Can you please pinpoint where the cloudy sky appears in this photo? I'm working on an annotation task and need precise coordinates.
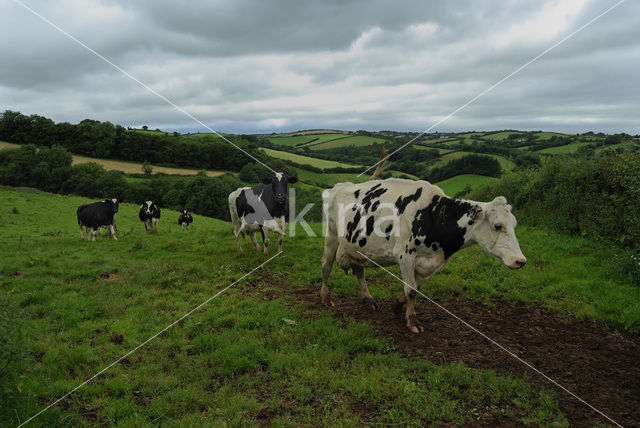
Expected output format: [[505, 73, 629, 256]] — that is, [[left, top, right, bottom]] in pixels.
[[1, 0, 638, 134]]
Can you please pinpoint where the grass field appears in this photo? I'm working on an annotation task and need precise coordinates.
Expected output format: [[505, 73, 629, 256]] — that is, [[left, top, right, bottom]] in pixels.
[[261, 148, 358, 169], [0, 142, 225, 178], [3, 186, 640, 426], [535, 142, 592, 155], [435, 174, 499, 196], [267, 134, 350, 147], [309, 135, 390, 151]]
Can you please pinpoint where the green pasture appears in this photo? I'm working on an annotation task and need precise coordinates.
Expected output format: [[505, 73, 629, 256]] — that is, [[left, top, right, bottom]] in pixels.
[[309, 135, 390, 151], [260, 148, 358, 169], [435, 174, 499, 196], [3, 186, 640, 426]]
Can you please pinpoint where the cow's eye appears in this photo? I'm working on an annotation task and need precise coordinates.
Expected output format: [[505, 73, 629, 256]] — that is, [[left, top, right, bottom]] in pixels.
[[494, 224, 502, 231]]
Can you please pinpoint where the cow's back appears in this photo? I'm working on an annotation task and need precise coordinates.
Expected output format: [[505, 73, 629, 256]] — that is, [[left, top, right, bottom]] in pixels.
[[324, 178, 445, 264]]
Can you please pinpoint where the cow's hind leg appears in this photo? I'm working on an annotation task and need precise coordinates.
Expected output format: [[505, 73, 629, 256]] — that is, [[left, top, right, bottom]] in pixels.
[[320, 236, 339, 306], [109, 224, 117, 240], [79, 224, 85, 240], [353, 265, 378, 310], [399, 260, 423, 333]]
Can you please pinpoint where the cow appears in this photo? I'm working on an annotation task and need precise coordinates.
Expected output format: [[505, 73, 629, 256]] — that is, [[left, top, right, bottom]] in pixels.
[[321, 178, 526, 333], [139, 201, 161, 232], [77, 199, 119, 241], [178, 210, 193, 230], [228, 172, 298, 255]]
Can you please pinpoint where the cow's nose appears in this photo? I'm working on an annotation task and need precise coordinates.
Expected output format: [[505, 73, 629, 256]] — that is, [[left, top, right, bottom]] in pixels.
[[275, 193, 285, 200], [514, 259, 527, 269]]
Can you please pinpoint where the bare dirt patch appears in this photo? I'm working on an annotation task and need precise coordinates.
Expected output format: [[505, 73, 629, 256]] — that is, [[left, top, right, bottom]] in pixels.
[[250, 278, 639, 427]]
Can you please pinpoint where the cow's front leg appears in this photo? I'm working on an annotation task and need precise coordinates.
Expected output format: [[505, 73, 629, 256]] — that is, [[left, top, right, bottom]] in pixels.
[[353, 265, 378, 310], [79, 224, 85, 240], [260, 226, 269, 256], [109, 224, 117, 240], [249, 232, 260, 251], [399, 259, 423, 333]]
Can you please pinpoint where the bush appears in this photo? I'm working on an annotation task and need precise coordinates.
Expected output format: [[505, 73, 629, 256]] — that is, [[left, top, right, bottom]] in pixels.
[[469, 153, 640, 249]]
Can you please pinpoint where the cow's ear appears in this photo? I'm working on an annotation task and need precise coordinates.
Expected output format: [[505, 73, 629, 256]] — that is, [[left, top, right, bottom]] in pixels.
[[261, 176, 272, 184], [470, 205, 483, 221], [288, 176, 298, 184]]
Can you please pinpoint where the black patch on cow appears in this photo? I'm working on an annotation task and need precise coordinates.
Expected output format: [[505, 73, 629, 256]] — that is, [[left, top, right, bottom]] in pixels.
[[414, 239, 421, 246], [395, 187, 423, 215], [361, 185, 387, 214], [411, 195, 473, 259], [384, 223, 393, 241], [354, 190, 360, 198], [358, 238, 367, 247], [351, 229, 361, 244], [371, 200, 380, 212], [431, 243, 438, 251], [365, 216, 375, 236], [468, 220, 474, 225], [346, 210, 361, 242]]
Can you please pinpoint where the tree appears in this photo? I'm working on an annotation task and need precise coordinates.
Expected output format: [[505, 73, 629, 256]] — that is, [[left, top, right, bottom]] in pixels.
[[142, 161, 153, 176]]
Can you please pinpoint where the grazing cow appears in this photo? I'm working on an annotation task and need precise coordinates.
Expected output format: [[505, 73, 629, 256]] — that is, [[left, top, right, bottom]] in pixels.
[[321, 178, 526, 333], [77, 199, 119, 241], [228, 172, 298, 255], [139, 201, 161, 231], [178, 210, 193, 230]]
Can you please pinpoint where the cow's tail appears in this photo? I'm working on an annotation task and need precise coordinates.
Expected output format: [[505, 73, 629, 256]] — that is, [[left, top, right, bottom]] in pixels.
[[369, 148, 388, 180]]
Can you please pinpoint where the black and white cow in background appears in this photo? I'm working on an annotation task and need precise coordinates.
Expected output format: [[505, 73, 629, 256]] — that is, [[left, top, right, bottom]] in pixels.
[[228, 172, 297, 255], [178, 210, 193, 230], [139, 201, 161, 231], [321, 178, 526, 333], [77, 199, 119, 241]]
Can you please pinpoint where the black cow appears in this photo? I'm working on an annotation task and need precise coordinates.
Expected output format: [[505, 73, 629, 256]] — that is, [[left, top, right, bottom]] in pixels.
[[139, 201, 161, 232], [77, 199, 119, 241], [228, 172, 297, 255], [178, 210, 193, 230]]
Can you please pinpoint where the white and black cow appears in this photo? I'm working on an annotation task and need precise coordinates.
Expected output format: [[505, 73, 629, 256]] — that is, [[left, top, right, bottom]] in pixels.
[[228, 172, 297, 255], [77, 199, 119, 241], [139, 201, 161, 232], [178, 210, 193, 230], [321, 178, 526, 333]]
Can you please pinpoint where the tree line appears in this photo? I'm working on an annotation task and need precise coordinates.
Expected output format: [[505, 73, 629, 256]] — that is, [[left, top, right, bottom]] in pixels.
[[0, 111, 265, 172]]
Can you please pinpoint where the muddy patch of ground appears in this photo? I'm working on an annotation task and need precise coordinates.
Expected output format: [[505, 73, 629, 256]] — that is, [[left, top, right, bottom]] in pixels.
[[250, 278, 639, 427]]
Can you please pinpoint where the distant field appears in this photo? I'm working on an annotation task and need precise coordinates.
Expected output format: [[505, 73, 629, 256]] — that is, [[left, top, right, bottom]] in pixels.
[[268, 134, 349, 147], [309, 135, 390, 151], [415, 145, 453, 154], [426, 151, 515, 172], [482, 131, 521, 141], [535, 142, 592, 155], [294, 168, 368, 187], [435, 174, 499, 196], [534, 132, 568, 140], [0, 142, 225, 177], [261, 148, 358, 169]]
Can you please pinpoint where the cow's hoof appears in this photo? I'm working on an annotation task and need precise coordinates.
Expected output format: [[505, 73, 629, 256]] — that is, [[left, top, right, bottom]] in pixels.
[[363, 297, 379, 311], [407, 315, 424, 333]]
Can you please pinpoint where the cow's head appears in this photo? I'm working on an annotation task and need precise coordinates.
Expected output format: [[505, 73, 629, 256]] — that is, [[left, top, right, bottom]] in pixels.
[[181, 209, 189, 215], [142, 201, 153, 215], [465, 196, 526, 270], [106, 198, 119, 213], [262, 172, 298, 205]]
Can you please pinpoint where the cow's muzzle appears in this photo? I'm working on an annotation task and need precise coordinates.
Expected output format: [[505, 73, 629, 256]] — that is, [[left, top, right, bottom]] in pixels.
[[510, 258, 527, 269], [275, 193, 286, 204]]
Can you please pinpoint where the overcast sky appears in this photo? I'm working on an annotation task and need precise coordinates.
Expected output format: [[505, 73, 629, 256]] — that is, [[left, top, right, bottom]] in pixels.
[[1, 0, 638, 134]]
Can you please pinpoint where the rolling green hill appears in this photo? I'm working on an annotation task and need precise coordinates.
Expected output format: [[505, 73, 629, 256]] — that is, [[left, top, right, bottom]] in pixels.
[[261, 148, 358, 169]]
